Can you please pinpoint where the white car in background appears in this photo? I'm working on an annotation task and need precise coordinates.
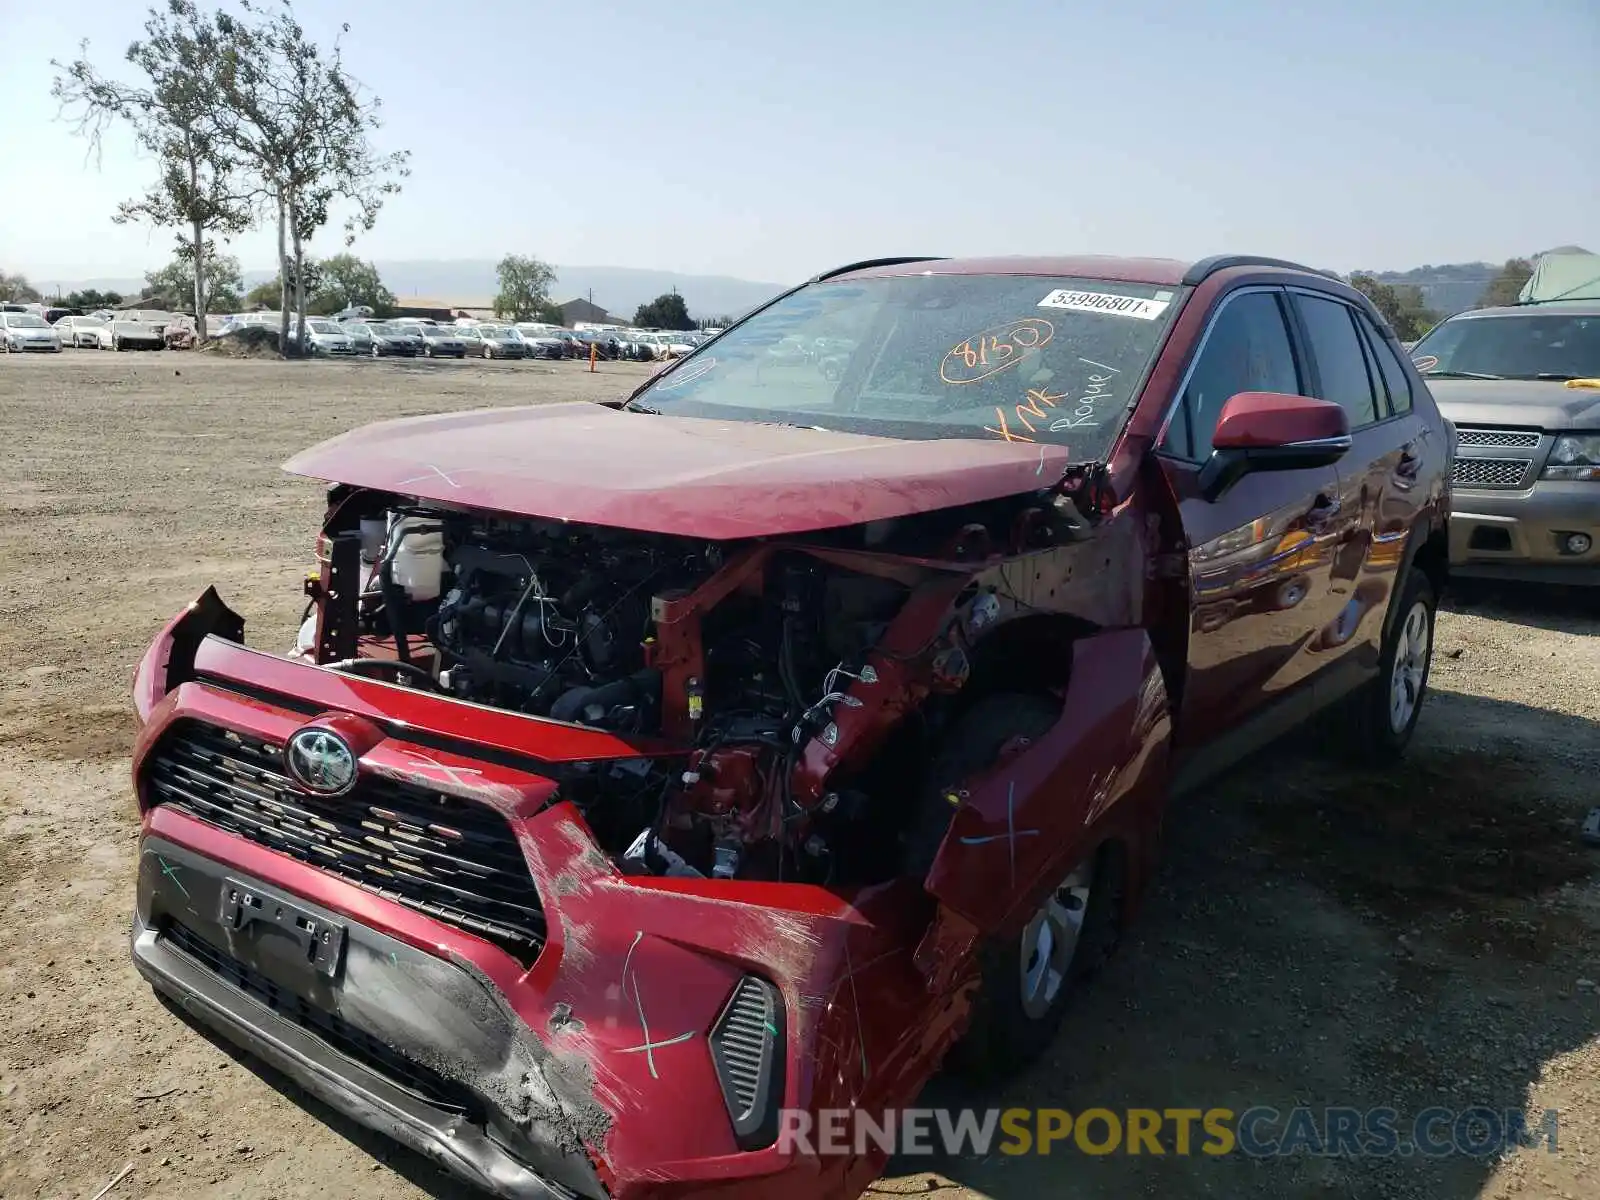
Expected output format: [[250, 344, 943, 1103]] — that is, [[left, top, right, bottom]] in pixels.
[[94, 318, 165, 351], [1, 312, 63, 352], [54, 315, 109, 347]]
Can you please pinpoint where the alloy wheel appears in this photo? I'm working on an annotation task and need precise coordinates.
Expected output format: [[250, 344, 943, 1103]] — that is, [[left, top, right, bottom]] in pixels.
[[1388, 599, 1431, 733], [1019, 860, 1095, 1019]]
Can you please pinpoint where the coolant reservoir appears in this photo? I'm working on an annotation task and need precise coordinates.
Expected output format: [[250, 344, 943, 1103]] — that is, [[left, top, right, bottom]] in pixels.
[[389, 515, 444, 601]]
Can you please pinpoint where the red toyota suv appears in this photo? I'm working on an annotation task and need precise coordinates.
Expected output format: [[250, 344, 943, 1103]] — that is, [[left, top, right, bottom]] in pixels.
[[129, 254, 1451, 1199]]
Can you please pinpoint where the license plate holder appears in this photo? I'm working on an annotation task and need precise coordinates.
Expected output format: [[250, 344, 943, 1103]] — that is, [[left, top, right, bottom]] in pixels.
[[219, 878, 345, 978]]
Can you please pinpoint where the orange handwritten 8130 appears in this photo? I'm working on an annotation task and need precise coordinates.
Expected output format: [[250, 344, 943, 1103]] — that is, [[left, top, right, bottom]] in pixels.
[[940, 318, 1054, 385]]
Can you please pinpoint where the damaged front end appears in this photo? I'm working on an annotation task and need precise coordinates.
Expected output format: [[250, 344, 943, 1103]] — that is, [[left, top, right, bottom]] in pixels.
[[129, 463, 1171, 1198]]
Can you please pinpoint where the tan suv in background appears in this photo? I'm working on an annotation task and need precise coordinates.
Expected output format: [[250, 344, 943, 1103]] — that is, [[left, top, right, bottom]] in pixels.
[[1410, 301, 1600, 586]]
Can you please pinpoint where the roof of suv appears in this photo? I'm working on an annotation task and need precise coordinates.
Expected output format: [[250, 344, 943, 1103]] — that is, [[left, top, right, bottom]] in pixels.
[[824, 254, 1341, 287], [1446, 301, 1600, 320]]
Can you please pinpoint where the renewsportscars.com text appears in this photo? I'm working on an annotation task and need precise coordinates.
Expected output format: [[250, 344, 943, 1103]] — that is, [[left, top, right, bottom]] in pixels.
[[778, 1106, 1561, 1158]]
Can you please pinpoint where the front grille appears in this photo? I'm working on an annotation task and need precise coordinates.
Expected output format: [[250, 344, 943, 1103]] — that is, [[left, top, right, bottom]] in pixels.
[[1452, 457, 1531, 488], [162, 921, 480, 1115], [1455, 427, 1541, 449], [146, 722, 546, 960]]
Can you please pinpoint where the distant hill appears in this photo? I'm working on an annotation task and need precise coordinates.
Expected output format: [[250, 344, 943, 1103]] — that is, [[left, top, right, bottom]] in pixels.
[[372, 262, 787, 322], [1357, 263, 1501, 317], [1360, 248, 1592, 317]]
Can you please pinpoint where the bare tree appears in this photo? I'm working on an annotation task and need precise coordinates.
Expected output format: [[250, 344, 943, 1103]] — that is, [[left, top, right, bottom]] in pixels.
[[51, 0, 253, 340], [215, 1, 408, 353]]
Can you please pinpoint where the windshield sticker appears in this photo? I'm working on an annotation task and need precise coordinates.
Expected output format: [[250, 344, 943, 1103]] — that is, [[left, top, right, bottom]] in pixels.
[[1411, 355, 1439, 372], [941, 318, 1054, 385], [655, 356, 718, 389], [1037, 289, 1170, 320]]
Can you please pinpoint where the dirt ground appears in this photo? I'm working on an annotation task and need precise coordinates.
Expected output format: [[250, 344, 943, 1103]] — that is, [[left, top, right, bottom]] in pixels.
[[0, 353, 1595, 1200]]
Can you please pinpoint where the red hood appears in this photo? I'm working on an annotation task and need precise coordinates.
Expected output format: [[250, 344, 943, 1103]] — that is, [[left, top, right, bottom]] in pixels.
[[282, 401, 1076, 538]]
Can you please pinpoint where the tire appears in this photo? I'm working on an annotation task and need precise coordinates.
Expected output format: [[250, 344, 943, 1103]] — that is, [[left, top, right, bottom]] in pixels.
[[952, 844, 1124, 1081], [371, 345, 381, 359], [483, 344, 494, 360], [1345, 569, 1436, 763], [456, 351, 466, 359], [423, 345, 433, 358]]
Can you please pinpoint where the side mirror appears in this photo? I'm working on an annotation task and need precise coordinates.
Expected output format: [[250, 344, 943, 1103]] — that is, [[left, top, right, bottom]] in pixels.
[[1199, 391, 1351, 501]]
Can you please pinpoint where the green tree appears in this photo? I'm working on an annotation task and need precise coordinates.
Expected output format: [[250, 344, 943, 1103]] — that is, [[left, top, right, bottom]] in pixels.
[[52, 0, 253, 340], [532, 299, 566, 326], [244, 279, 280, 309], [145, 248, 244, 312], [1477, 258, 1534, 308], [214, 1, 409, 353], [0, 271, 42, 303], [493, 254, 558, 320], [312, 253, 394, 315], [635, 291, 694, 330], [65, 288, 123, 309], [1348, 273, 1439, 342]]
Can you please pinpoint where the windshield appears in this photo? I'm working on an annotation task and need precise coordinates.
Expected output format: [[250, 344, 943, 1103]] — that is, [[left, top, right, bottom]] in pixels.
[[308, 320, 339, 334], [1409, 310, 1600, 380], [629, 274, 1179, 453], [8, 314, 48, 328]]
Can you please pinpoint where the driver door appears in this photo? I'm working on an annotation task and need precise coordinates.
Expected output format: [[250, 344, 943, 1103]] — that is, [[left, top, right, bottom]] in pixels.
[[1153, 287, 1354, 766]]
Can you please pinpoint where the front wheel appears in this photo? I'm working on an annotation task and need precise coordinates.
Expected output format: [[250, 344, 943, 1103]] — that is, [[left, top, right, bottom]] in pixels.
[[483, 344, 494, 359], [952, 845, 1125, 1081], [1345, 569, 1436, 762]]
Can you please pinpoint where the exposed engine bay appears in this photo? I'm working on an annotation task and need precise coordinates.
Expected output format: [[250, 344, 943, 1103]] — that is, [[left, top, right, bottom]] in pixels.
[[297, 484, 1103, 888]]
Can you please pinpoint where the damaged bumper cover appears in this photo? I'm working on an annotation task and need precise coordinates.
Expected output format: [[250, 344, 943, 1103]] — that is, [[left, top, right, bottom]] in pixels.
[[133, 837, 605, 1200], [128, 593, 919, 1200]]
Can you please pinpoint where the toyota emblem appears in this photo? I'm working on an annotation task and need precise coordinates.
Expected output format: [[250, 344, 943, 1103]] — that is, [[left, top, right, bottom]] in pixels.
[[285, 727, 358, 796]]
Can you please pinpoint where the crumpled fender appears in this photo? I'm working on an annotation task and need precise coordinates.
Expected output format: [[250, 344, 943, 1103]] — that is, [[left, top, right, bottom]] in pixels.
[[924, 627, 1173, 934]]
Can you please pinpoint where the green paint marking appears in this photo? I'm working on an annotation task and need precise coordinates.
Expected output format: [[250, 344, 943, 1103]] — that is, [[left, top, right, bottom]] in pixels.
[[390, 952, 399, 967], [157, 856, 190, 900], [764, 1020, 779, 1037]]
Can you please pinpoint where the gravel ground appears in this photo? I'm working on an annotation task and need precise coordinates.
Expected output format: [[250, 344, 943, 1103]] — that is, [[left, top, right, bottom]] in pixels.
[[0, 353, 1595, 1200]]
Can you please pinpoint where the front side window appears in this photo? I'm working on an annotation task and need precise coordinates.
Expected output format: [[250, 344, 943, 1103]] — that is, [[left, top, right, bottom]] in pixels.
[[1355, 311, 1413, 415], [1408, 311, 1600, 380], [1297, 295, 1379, 427], [1164, 290, 1301, 460], [628, 274, 1182, 459]]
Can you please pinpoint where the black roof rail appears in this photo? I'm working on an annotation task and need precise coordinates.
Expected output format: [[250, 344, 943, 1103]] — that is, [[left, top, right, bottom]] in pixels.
[[1183, 255, 1342, 286], [812, 256, 948, 282]]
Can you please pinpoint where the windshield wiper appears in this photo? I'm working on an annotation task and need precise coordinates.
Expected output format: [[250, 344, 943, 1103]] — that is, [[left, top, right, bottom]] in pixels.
[[1529, 373, 1585, 381], [1423, 370, 1503, 380]]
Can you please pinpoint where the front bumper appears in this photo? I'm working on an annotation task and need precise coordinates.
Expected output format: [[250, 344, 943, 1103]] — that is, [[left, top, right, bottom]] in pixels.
[[1449, 481, 1600, 585], [10, 339, 62, 351], [125, 596, 937, 1200], [133, 838, 602, 1199]]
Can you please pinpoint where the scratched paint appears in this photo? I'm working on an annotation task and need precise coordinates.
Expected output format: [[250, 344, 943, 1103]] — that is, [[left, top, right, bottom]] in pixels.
[[958, 781, 1042, 887], [616, 931, 697, 1080]]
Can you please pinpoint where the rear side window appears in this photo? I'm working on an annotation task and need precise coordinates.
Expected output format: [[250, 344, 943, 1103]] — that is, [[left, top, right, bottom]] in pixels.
[[1162, 290, 1301, 460], [1355, 311, 1413, 416], [1297, 295, 1379, 427]]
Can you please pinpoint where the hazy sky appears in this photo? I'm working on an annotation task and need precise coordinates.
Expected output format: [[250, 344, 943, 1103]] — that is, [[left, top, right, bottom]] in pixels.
[[1, 0, 1594, 289]]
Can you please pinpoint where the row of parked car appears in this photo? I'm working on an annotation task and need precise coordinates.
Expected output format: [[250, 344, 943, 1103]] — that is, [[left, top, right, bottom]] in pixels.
[[1, 301, 720, 362], [214, 310, 717, 362]]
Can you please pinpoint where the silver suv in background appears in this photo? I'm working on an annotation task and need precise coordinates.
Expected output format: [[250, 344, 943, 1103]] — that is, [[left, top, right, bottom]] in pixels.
[[1410, 302, 1600, 585]]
